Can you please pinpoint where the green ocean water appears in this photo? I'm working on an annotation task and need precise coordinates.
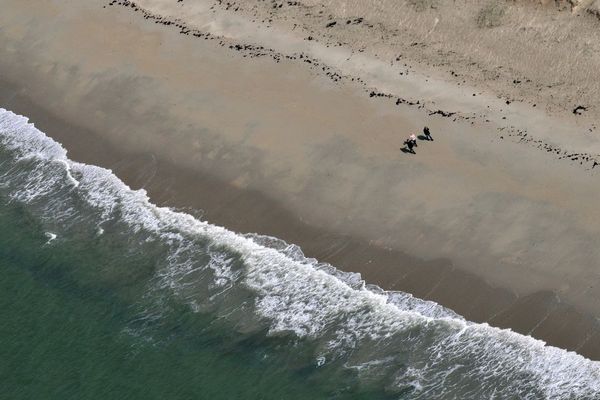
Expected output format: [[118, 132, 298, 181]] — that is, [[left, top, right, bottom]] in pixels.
[[0, 202, 390, 400]]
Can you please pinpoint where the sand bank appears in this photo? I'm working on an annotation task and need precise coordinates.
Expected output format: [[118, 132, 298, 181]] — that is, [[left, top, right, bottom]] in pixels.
[[2, 0, 600, 358]]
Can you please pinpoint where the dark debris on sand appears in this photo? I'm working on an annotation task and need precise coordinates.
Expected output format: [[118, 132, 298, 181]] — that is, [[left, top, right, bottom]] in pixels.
[[109, 0, 600, 173]]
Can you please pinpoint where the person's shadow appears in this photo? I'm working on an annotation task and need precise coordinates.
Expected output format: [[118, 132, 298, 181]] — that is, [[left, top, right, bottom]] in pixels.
[[400, 147, 415, 154], [417, 135, 428, 141]]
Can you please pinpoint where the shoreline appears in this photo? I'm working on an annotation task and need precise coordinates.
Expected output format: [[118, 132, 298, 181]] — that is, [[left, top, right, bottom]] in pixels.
[[4, 108, 600, 400], [3, 83, 600, 359], [2, 0, 600, 360]]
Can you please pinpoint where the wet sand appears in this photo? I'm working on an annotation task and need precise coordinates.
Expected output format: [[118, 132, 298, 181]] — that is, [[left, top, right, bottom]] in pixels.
[[2, 0, 600, 358]]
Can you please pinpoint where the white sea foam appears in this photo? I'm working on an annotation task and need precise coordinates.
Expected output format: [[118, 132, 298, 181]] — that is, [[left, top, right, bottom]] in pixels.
[[1, 107, 600, 399], [44, 231, 57, 244]]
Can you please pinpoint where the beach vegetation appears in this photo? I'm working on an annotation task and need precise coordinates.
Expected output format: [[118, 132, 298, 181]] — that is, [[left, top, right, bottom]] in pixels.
[[408, 0, 439, 12], [476, 1, 506, 28]]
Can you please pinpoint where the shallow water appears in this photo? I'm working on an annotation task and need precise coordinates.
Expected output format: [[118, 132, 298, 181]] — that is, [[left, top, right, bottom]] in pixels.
[[1, 107, 599, 399]]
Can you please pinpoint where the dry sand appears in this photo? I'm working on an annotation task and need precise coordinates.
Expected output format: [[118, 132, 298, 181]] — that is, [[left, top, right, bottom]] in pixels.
[[2, 0, 600, 358]]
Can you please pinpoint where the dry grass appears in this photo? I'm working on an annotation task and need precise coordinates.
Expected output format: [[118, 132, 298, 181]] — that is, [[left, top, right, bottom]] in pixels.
[[407, 0, 439, 12], [476, 1, 506, 28], [203, 0, 600, 119], [271, 0, 600, 117]]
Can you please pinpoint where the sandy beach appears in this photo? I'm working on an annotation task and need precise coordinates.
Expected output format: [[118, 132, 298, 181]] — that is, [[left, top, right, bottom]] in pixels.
[[2, 0, 600, 360]]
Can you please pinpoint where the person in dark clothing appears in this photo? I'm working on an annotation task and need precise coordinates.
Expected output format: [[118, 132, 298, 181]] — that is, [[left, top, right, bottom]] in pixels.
[[423, 126, 433, 141], [404, 138, 416, 154]]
